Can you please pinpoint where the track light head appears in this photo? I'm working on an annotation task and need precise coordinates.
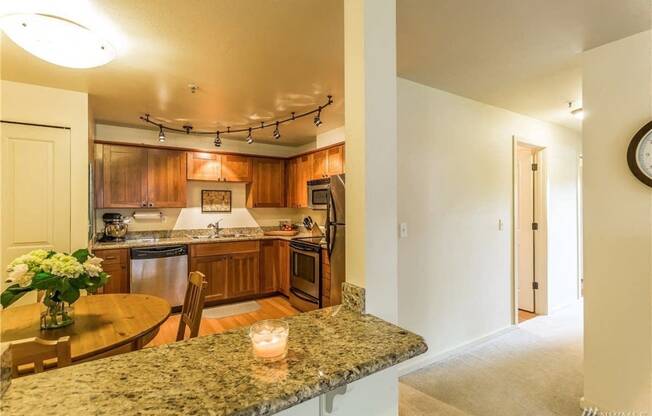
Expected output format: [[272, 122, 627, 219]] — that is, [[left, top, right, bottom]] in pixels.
[[158, 126, 166, 142], [246, 128, 254, 144], [214, 131, 221, 147], [273, 121, 281, 140], [313, 107, 322, 127]]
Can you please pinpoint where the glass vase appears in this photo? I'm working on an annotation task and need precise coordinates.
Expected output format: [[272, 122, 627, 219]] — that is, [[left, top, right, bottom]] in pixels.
[[40, 296, 74, 330]]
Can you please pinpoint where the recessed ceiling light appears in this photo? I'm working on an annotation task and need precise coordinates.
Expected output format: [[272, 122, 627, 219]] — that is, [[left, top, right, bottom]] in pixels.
[[0, 13, 115, 68]]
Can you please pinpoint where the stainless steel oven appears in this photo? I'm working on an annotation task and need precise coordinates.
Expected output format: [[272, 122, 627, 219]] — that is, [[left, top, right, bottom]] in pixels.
[[307, 178, 330, 210], [289, 238, 322, 311]]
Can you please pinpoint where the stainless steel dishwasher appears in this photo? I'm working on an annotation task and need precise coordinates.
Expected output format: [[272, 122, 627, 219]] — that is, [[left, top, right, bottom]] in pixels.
[[130, 245, 188, 307]]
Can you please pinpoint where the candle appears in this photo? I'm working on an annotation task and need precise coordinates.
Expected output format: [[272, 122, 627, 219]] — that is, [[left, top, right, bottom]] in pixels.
[[249, 320, 289, 362]]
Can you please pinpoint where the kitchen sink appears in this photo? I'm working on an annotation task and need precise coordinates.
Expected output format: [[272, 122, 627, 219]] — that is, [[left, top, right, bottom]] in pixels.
[[187, 233, 248, 240]]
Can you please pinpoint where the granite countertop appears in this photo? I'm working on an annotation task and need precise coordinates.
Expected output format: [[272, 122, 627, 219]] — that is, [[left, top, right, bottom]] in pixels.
[[92, 228, 327, 250], [1, 306, 427, 416]]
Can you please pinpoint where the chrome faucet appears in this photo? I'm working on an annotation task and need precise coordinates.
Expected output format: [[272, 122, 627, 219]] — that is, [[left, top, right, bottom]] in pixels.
[[207, 219, 223, 236]]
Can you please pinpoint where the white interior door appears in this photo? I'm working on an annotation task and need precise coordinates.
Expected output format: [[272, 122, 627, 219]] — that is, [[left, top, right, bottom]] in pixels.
[[517, 146, 535, 312], [1, 122, 71, 281]]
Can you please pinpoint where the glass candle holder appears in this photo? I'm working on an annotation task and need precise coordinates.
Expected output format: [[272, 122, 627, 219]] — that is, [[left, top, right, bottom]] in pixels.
[[249, 319, 289, 362]]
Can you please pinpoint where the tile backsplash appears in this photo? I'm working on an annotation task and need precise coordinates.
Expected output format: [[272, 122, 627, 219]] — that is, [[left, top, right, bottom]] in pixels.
[[95, 181, 325, 233]]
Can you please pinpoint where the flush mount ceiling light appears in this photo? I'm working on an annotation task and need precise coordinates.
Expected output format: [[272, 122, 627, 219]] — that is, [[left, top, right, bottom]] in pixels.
[[0, 13, 116, 68], [568, 102, 584, 120]]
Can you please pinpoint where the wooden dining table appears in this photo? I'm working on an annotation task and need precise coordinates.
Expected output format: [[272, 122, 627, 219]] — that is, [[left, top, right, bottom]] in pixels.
[[0, 294, 171, 362]]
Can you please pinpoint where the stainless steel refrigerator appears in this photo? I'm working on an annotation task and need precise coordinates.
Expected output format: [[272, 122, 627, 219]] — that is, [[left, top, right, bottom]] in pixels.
[[326, 174, 345, 304]]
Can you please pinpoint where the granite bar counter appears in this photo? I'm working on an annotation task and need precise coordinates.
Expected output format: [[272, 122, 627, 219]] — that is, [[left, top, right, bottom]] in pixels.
[[1, 305, 427, 416]]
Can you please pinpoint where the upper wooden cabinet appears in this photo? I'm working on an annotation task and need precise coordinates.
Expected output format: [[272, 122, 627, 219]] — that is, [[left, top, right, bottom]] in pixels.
[[247, 158, 285, 208], [294, 153, 313, 208], [312, 149, 328, 180], [186, 152, 252, 182], [326, 145, 345, 176], [100, 145, 185, 208], [147, 149, 187, 208]]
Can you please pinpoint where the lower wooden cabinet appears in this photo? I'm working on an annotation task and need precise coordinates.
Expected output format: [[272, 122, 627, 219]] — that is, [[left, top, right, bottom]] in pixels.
[[228, 252, 260, 298], [92, 248, 129, 294], [191, 254, 229, 302], [260, 240, 278, 294], [278, 241, 290, 297]]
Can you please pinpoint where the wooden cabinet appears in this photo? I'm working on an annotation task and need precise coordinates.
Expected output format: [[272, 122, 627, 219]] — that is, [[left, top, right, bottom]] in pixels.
[[312, 149, 328, 180], [186, 152, 252, 182], [286, 158, 297, 208], [327, 145, 345, 176], [102, 145, 148, 208], [92, 248, 129, 294], [190, 254, 229, 302], [147, 149, 187, 207], [260, 240, 278, 294], [247, 158, 286, 208], [100, 145, 186, 208], [228, 252, 260, 298], [286, 153, 312, 208], [321, 248, 332, 307], [278, 240, 290, 296]]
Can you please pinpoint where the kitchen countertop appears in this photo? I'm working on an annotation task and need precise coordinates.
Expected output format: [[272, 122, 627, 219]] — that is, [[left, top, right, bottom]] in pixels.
[[92, 229, 327, 250], [1, 305, 427, 416]]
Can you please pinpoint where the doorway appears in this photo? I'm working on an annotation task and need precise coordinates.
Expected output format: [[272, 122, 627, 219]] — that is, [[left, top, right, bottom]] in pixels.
[[514, 141, 547, 323]]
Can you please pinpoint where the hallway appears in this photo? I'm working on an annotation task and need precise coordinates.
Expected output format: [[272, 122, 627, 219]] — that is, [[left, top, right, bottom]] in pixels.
[[400, 302, 583, 416]]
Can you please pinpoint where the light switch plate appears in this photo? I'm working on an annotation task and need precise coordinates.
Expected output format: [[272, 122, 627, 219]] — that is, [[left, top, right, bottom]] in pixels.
[[399, 223, 408, 238]]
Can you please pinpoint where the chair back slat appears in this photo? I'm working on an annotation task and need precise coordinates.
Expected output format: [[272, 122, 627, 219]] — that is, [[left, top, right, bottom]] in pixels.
[[176, 271, 207, 341], [9, 336, 71, 377]]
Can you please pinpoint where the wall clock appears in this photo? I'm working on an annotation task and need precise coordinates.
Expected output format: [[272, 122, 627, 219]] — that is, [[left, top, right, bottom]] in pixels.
[[627, 120, 652, 187]]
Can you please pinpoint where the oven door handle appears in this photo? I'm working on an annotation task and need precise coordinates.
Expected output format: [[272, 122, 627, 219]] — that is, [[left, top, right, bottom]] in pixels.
[[290, 287, 318, 304]]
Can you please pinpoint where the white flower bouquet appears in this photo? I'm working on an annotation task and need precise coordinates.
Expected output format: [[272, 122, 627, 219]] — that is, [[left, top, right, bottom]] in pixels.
[[2, 249, 109, 328]]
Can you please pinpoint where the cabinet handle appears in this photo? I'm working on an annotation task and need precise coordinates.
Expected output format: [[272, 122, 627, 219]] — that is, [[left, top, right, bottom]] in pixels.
[[105, 256, 117, 260], [141, 202, 146, 207], [148, 203, 153, 207]]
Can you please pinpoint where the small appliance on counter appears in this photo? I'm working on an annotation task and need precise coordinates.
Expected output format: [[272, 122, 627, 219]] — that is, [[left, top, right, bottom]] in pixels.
[[98, 213, 128, 242]]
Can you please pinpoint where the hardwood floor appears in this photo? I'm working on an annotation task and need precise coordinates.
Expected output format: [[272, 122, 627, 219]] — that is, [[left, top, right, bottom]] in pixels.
[[518, 309, 536, 323], [147, 295, 299, 347]]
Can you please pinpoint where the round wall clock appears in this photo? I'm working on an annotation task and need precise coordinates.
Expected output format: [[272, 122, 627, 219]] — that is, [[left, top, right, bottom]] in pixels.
[[627, 120, 652, 187]]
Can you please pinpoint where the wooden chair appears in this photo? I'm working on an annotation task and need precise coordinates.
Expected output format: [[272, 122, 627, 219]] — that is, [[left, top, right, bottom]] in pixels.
[[176, 271, 208, 341], [9, 336, 71, 377]]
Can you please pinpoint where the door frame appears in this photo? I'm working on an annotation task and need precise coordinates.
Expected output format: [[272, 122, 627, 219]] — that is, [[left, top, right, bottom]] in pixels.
[[511, 137, 549, 324]]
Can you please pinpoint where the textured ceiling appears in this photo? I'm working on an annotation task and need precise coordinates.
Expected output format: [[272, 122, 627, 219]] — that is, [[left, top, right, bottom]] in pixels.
[[0, 0, 344, 146]]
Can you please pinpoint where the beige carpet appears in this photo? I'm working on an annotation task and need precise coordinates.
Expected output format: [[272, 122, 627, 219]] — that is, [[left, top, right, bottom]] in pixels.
[[400, 302, 583, 416], [202, 300, 260, 319]]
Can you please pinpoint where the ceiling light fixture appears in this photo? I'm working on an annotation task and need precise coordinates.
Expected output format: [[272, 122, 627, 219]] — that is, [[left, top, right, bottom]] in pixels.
[[273, 121, 281, 140], [0, 13, 116, 68], [214, 131, 221, 148], [158, 125, 166, 143], [313, 107, 323, 127], [140, 95, 333, 145], [569, 102, 584, 120]]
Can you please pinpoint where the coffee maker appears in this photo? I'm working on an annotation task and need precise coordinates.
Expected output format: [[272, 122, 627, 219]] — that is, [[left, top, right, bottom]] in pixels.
[[99, 213, 128, 242]]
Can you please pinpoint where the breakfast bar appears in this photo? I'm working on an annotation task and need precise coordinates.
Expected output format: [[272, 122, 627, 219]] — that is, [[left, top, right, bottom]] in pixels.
[[1, 305, 427, 415]]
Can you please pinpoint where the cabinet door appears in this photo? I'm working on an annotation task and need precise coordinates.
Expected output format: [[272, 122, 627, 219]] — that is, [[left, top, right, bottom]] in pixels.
[[191, 254, 228, 301], [187, 152, 221, 181], [278, 240, 290, 296], [248, 158, 286, 208], [103, 145, 148, 208], [327, 145, 345, 176], [260, 240, 278, 294], [221, 154, 252, 182], [286, 158, 298, 208], [295, 154, 313, 208], [147, 149, 187, 208], [228, 252, 260, 298], [92, 248, 129, 293], [312, 150, 328, 179]]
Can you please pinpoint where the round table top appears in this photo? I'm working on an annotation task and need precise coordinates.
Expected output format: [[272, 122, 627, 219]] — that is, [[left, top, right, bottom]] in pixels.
[[0, 294, 171, 361]]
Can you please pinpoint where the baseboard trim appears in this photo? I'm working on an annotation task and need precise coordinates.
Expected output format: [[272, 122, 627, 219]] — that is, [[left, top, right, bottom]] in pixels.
[[397, 325, 516, 377]]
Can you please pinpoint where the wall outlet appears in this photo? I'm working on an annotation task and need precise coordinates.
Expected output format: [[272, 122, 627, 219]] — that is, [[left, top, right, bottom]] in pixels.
[[399, 222, 408, 238]]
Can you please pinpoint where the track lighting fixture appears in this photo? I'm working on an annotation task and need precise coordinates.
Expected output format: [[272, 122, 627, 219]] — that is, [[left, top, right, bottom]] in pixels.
[[139, 95, 333, 145], [313, 107, 323, 127], [214, 131, 221, 147], [273, 121, 281, 140], [158, 125, 166, 143]]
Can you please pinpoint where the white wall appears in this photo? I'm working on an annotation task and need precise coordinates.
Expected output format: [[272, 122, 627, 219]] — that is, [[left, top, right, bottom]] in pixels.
[[396, 77, 581, 368], [1, 80, 89, 249], [582, 31, 652, 413]]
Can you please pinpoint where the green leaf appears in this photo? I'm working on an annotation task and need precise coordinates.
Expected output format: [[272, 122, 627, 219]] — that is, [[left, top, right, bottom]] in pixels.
[[71, 249, 90, 264], [69, 277, 85, 289], [1, 284, 33, 308], [45, 250, 56, 259], [59, 287, 80, 304], [31, 272, 60, 290]]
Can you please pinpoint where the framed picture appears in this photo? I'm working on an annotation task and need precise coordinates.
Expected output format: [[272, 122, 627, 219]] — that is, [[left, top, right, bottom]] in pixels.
[[201, 190, 232, 213]]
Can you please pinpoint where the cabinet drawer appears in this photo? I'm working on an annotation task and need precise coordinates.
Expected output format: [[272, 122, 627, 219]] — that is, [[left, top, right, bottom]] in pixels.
[[191, 241, 259, 257], [92, 248, 128, 265]]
